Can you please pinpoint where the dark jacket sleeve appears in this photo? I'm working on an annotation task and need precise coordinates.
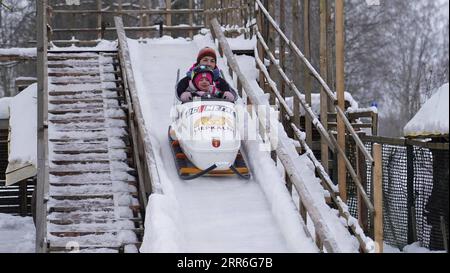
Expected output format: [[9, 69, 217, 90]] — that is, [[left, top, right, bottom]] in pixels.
[[176, 76, 190, 99], [216, 78, 237, 98]]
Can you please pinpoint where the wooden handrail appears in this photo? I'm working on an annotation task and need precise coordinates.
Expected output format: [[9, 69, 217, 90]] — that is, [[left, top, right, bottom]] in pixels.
[[255, 30, 335, 152], [211, 17, 371, 253], [115, 16, 162, 199], [254, 0, 374, 164], [53, 9, 205, 14]]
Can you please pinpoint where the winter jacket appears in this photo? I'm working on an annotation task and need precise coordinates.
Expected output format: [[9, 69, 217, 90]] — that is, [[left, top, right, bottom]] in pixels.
[[176, 76, 235, 99]]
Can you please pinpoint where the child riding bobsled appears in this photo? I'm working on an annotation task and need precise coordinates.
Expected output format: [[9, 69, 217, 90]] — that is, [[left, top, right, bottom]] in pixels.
[[169, 48, 249, 180], [176, 47, 237, 103]]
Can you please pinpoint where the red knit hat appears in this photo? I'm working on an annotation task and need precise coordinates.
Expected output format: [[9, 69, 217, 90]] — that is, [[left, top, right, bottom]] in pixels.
[[196, 47, 217, 64], [193, 72, 213, 90]]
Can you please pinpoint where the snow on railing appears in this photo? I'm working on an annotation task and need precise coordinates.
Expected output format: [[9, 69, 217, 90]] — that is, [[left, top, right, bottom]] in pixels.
[[115, 17, 163, 210], [210, 17, 375, 253]]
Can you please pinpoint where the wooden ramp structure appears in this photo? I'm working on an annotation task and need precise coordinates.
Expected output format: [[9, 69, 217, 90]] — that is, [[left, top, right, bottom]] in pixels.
[[33, 0, 385, 253], [45, 50, 144, 252]]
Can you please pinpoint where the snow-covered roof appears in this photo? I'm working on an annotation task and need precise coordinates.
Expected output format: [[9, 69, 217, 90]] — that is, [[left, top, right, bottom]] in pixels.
[[0, 97, 12, 120], [6, 84, 37, 186], [404, 83, 449, 137]]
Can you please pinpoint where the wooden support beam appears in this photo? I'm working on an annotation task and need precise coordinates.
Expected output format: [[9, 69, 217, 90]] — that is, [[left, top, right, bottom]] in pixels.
[[189, 0, 194, 38], [335, 0, 347, 202], [304, 0, 313, 148], [36, 0, 49, 254], [165, 0, 172, 36], [97, 0, 102, 39], [320, 0, 329, 173], [373, 143, 383, 253], [292, 0, 302, 146]]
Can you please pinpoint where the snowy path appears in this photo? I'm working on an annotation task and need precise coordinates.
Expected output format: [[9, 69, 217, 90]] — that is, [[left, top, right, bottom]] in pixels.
[[129, 37, 316, 253]]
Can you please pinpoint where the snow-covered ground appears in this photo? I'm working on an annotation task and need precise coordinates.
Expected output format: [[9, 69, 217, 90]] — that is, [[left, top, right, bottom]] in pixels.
[[0, 214, 35, 253], [128, 34, 319, 253]]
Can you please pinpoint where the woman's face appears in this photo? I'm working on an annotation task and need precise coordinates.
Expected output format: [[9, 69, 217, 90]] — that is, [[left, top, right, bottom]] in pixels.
[[199, 56, 216, 70], [197, 77, 211, 91]]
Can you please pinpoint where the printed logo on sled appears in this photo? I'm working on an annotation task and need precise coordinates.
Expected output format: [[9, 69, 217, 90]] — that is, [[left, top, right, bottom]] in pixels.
[[188, 105, 234, 116]]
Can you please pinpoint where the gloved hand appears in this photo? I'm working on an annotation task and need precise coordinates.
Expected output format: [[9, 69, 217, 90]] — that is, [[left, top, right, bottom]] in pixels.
[[180, 92, 192, 102], [223, 91, 235, 102], [195, 91, 207, 97]]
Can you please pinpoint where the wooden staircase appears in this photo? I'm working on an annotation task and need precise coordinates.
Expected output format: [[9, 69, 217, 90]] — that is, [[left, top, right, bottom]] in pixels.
[[46, 50, 143, 253]]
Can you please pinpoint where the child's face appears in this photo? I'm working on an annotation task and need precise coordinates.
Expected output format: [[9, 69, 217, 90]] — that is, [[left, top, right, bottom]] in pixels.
[[199, 56, 216, 70], [198, 77, 211, 91]]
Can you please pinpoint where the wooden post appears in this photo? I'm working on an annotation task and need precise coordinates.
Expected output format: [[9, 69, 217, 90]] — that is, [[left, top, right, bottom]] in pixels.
[[97, 0, 102, 39], [19, 181, 28, 216], [204, 0, 209, 29], [372, 112, 379, 136], [335, 0, 347, 202], [165, 0, 172, 36], [320, 0, 329, 173], [292, 0, 301, 152], [303, 0, 313, 148], [373, 143, 383, 253], [189, 0, 194, 38], [279, 0, 289, 134], [357, 134, 369, 233], [327, 0, 335, 92], [140, 0, 145, 38], [36, 0, 49, 253]]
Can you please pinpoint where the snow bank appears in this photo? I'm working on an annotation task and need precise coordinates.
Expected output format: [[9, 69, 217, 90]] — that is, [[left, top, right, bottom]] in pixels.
[[0, 214, 35, 253], [8, 84, 37, 166], [404, 83, 449, 137], [0, 97, 12, 119], [227, 34, 256, 51], [384, 242, 445, 253]]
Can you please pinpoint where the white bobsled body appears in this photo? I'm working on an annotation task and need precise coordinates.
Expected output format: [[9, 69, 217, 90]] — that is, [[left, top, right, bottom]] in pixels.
[[170, 99, 241, 171]]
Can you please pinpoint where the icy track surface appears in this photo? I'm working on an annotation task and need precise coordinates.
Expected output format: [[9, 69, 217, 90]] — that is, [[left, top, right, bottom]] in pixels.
[[128, 35, 318, 253]]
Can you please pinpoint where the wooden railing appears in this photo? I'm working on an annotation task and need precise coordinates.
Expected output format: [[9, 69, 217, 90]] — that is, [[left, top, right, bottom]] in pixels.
[[115, 17, 162, 208], [48, 0, 206, 43], [254, 0, 382, 251], [210, 17, 377, 253], [208, 0, 385, 252]]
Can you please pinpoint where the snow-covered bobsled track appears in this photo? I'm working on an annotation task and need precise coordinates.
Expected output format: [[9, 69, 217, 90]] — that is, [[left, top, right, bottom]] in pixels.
[[46, 51, 143, 253]]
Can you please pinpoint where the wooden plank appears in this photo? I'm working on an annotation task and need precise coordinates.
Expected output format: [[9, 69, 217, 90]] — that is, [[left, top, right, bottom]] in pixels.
[[292, 0, 301, 137], [189, 0, 194, 38], [165, 0, 172, 36], [320, 0, 329, 173], [373, 143, 383, 253], [303, 0, 313, 148], [52, 9, 205, 15], [36, 0, 49, 254], [97, 0, 102, 39], [335, 0, 346, 202]]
